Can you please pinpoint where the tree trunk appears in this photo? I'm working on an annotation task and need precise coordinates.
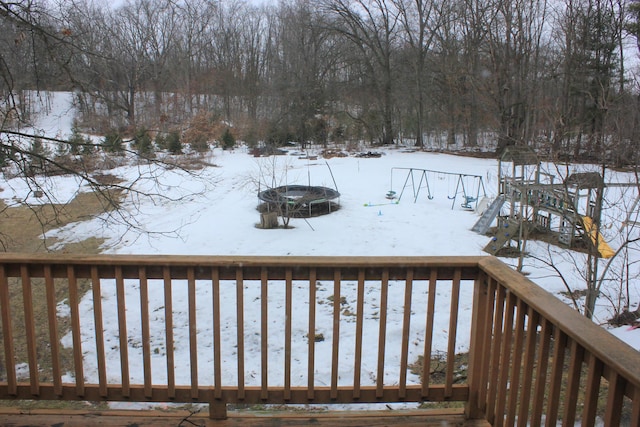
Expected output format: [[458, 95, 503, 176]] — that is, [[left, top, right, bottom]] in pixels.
[[127, 84, 136, 128]]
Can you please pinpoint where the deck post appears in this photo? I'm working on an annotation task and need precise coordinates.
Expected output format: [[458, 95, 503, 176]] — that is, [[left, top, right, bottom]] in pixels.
[[465, 270, 489, 419], [209, 399, 227, 420]]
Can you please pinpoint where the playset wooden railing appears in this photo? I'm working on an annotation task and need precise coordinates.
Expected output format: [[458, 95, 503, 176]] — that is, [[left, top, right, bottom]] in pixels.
[[0, 254, 638, 425]]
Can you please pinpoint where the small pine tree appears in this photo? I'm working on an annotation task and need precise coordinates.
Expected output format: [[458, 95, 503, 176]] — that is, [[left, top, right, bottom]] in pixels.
[[102, 131, 124, 154], [155, 133, 168, 151], [68, 126, 84, 155], [30, 137, 46, 156], [190, 136, 209, 153], [244, 125, 258, 149], [222, 128, 235, 150], [0, 148, 7, 168], [81, 135, 95, 155], [55, 142, 68, 158], [133, 128, 154, 157], [28, 137, 48, 174], [166, 131, 182, 154]]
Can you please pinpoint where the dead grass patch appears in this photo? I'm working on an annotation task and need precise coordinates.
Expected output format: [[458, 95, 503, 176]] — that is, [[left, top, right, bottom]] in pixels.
[[409, 352, 469, 385], [0, 187, 122, 411], [0, 189, 121, 253], [165, 155, 218, 170]]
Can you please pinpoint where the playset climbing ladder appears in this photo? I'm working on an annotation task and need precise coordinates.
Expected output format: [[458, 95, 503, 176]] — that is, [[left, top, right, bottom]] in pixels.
[[484, 219, 520, 255]]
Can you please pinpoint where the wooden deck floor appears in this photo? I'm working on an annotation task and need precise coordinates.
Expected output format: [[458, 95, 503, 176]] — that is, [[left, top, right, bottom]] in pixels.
[[0, 407, 491, 426]]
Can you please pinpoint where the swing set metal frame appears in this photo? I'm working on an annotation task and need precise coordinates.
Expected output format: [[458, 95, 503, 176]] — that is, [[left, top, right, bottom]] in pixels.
[[448, 173, 487, 210], [390, 167, 486, 210]]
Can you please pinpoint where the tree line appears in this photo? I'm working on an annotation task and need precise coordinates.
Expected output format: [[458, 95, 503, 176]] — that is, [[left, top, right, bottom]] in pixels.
[[2, 0, 640, 164]]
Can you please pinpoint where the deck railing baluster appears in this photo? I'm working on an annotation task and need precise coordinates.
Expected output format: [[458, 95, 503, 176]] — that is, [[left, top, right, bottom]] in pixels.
[[139, 266, 152, 398], [421, 268, 437, 399], [445, 268, 461, 398], [261, 266, 268, 401], [494, 291, 516, 425], [506, 299, 526, 425], [466, 270, 490, 419], [284, 267, 292, 401], [115, 266, 129, 397], [486, 284, 506, 424], [163, 266, 175, 399], [90, 266, 107, 397], [562, 340, 585, 426], [582, 352, 603, 426], [518, 306, 539, 426], [398, 268, 413, 399], [631, 388, 640, 427], [353, 268, 365, 400], [43, 265, 61, 396], [20, 265, 38, 396], [211, 267, 222, 400], [545, 329, 567, 426], [604, 371, 626, 426], [235, 268, 245, 400], [530, 318, 551, 426], [188, 267, 198, 400], [0, 255, 636, 425], [307, 267, 316, 400], [376, 268, 389, 399], [477, 273, 495, 413], [0, 265, 16, 395], [330, 268, 341, 400]]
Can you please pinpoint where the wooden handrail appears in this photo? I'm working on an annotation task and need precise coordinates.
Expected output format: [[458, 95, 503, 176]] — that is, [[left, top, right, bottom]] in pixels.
[[479, 257, 640, 390], [0, 254, 637, 425], [472, 257, 640, 426]]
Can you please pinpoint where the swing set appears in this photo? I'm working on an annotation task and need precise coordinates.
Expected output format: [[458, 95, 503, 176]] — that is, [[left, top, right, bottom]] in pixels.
[[390, 167, 487, 210]]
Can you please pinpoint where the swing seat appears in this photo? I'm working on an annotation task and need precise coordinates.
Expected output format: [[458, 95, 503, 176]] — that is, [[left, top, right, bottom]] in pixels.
[[386, 190, 397, 200], [461, 196, 476, 209]]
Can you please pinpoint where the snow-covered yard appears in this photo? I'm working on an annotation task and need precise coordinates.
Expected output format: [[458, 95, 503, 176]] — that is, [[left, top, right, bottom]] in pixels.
[[2, 92, 639, 396]]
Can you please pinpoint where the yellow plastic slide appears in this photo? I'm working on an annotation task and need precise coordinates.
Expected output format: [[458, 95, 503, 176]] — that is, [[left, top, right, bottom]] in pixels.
[[581, 216, 615, 258]]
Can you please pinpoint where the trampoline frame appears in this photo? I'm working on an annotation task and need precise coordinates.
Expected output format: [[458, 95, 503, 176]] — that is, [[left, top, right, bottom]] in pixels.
[[258, 185, 341, 217]]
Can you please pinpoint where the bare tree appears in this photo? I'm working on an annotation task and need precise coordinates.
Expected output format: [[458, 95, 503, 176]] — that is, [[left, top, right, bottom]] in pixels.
[[393, 0, 447, 147], [0, 1, 213, 248], [429, 0, 470, 147], [550, 0, 626, 161], [238, 3, 270, 124], [322, 0, 401, 145], [483, 0, 549, 153], [266, 0, 341, 148]]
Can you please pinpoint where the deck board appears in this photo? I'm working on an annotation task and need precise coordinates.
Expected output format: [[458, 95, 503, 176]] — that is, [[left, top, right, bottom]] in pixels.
[[0, 408, 491, 426]]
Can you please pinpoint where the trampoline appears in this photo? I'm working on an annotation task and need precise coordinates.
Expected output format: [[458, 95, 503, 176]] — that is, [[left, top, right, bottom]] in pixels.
[[258, 185, 340, 217]]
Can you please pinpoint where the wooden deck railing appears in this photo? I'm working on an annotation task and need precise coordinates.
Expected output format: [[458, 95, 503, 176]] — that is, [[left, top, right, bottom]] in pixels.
[[0, 254, 638, 426]]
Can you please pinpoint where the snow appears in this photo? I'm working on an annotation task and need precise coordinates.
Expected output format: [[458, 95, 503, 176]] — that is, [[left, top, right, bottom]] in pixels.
[[45, 148, 487, 391], [102, 150, 496, 257], [610, 325, 640, 351], [0, 173, 86, 206], [2, 92, 639, 408]]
